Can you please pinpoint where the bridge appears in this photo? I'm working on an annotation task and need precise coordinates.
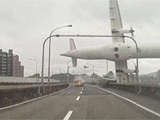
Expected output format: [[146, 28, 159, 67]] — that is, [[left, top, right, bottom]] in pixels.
[[0, 80, 159, 119]]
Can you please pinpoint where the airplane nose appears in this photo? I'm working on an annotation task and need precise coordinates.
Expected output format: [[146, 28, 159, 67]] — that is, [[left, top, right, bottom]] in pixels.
[[60, 51, 77, 58], [60, 51, 74, 57]]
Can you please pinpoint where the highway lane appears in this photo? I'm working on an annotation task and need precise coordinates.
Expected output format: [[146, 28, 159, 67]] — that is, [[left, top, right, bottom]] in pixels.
[[0, 84, 159, 119], [102, 87, 160, 115]]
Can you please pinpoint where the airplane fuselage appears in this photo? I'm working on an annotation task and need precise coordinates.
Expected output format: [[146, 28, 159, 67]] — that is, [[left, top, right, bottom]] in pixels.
[[61, 43, 160, 61]]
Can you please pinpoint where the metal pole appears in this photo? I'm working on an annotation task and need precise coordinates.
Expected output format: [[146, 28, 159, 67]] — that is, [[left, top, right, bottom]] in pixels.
[[123, 36, 140, 93], [29, 59, 38, 82], [41, 36, 51, 95], [86, 63, 95, 83], [83, 66, 88, 74], [67, 66, 69, 83], [67, 61, 71, 83], [87, 63, 94, 74], [106, 60, 108, 75], [48, 25, 72, 93], [123, 36, 139, 82]]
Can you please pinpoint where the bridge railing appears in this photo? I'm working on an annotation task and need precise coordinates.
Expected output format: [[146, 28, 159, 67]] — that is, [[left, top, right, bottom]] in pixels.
[[0, 83, 69, 108], [105, 83, 160, 97]]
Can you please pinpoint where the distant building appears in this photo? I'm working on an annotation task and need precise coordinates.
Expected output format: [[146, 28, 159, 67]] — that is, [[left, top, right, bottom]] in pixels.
[[12, 55, 24, 77], [7, 49, 13, 76], [0, 49, 24, 77], [0, 49, 13, 76]]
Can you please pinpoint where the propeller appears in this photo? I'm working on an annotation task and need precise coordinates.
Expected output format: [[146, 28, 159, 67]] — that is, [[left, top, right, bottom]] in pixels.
[[130, 26, 135, 37]]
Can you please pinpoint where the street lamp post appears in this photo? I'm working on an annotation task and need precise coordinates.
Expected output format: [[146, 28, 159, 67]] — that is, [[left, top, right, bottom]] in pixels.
[[123, 35, 140, 93], [30, 59, 41, 95], [48, 25, 72, 93], [83, 65, 89, 74], [123, 36, 139, 83], [41, 25, 72, 95], [29, 59, 38, 82], [66, 61, 71, 83], [86, 63, 95, 83], [80, 67, 85, 74], [41, 36, 51, 95], [86, 63, 94, 74], [106, 60, 108, 75]]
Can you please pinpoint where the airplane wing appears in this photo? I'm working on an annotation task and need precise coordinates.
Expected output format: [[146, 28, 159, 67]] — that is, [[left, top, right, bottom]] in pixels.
[[109, 0, 124, 43], [70, 38, 77, 67], [109, 0, 128, 83]]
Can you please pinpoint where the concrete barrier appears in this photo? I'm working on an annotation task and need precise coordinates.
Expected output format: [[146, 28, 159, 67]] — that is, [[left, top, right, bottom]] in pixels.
[[104, 83, 160, 97], [0, 83, 69, 108], [0, 76, 60, 83]]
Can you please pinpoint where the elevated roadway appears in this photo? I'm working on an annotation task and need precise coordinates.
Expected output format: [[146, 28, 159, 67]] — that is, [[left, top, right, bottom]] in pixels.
[[0, 84, 159, 119]]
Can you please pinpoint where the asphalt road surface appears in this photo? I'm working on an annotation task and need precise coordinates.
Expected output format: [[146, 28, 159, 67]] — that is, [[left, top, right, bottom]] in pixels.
[[0, 84, 159, 120]]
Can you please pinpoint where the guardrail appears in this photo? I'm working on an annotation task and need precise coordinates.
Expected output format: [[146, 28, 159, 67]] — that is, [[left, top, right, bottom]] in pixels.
[[0, 83, 69, 108], [104, 83, 160, 97]]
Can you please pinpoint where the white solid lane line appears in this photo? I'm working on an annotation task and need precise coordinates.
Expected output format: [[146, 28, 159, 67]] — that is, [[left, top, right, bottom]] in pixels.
[[63, 111, 73, 120], [76, 96, 80, 101]]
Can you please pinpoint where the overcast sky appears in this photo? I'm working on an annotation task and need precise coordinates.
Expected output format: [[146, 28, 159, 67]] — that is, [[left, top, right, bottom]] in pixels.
[[0, 0, 160, 77]]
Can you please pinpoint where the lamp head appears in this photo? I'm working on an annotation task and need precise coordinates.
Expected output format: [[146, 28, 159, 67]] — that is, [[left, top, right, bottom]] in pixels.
[[67, 25, 72, 27]]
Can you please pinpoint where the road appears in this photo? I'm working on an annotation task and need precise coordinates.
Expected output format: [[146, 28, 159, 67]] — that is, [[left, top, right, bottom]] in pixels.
[[0, 84, 159, 119]]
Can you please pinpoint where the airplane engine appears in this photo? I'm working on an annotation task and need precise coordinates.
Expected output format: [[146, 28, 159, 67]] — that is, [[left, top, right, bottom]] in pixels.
[[107, 43, 132, 61]]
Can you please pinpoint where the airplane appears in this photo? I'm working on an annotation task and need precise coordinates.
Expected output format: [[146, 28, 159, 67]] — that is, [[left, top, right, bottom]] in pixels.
[[60, 0, 160, 83]]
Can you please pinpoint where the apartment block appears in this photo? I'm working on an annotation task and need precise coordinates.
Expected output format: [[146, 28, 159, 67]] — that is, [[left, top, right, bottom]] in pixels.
[[12, 55, 24, 77], [0, 49, 24, 77], [0, 49, 13, 76]]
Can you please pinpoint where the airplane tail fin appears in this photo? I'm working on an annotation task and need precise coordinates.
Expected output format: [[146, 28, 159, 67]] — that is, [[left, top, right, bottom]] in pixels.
[[70, 38, 77, 67]]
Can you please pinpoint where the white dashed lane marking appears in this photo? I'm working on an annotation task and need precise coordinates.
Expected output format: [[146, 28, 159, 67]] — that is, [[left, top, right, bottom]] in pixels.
[[76, 96, 80, 101], [63, 111, 73, 120]]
